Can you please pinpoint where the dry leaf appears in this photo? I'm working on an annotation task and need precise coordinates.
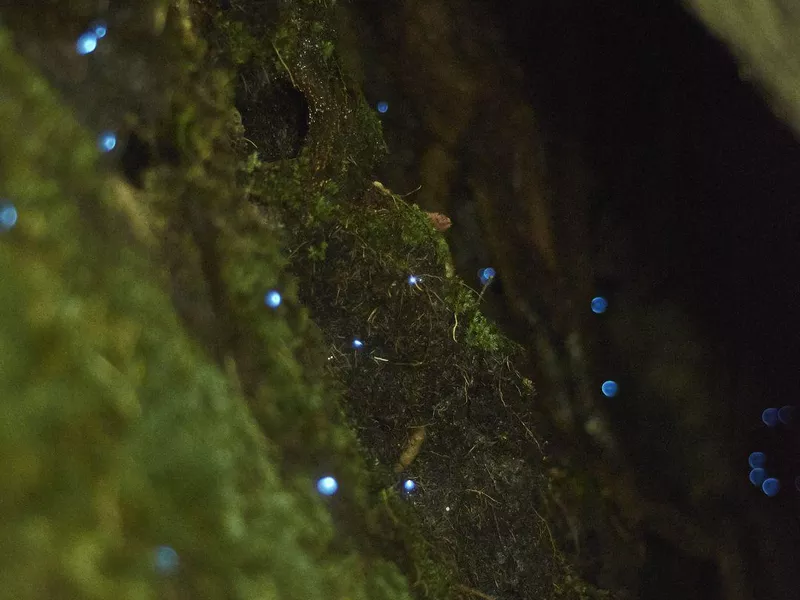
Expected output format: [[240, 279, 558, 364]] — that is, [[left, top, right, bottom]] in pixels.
[[426, 211, 452, 232]]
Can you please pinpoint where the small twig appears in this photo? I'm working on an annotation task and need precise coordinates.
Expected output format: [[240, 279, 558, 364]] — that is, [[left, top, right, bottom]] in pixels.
[[271, 41, 298, 88], [400, 185, 422, 197], [455, 584, 497, 600], [394, 426, 427, 473], [367, 306, 379, 324], [531, 503, 559, 556], [509, 407, 543, 453], [286, 241, 309, 259], [466, 488, 500, 506]]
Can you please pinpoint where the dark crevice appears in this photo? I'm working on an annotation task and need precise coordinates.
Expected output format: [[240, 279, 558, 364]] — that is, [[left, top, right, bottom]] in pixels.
[[235, 67, 309, 161]]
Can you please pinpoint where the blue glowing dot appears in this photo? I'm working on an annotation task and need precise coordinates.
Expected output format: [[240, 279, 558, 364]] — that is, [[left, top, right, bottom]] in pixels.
[[601, 380, 618, 398], [352, 338, 364, 349], [92, 21, 108, 38], [748, 451, 766, 469], [478, 267, 496, 285], [98, 131, 117, 152], [408, 275, 419, 286], [403, 479, 416, 493], [0, 203, 18, 231], [591, 296, 608, 314], [762, 477, 781, 497], [316, 476, 338, 496], [762, 407, 779, 427], [778, 405, 795, 425], [76, 32, 98, 55], [749, 467, 766, 486], [265, 290, 282, 308], [154, 546, 179, 574], [377, 101, 389, 114]]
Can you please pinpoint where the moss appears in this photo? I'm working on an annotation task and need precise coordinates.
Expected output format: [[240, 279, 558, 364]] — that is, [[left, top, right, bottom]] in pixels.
[[0, 0, 613, 599], [0, 21, 350, 599], [0, 4, 414, 599]]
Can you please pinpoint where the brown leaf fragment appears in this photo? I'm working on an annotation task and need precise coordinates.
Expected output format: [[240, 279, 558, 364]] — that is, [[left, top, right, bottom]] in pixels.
[[426, 211, 452, 232], [394, 426, 427, 473]]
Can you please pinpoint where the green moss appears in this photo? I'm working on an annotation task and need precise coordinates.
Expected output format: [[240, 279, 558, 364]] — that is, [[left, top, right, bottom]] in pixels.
[[0, 22, 349, 598], [213, 18, 263, 66], [465, 311, 504, 354], [0, 0, 615, 598], [0, 5, 417, 599]]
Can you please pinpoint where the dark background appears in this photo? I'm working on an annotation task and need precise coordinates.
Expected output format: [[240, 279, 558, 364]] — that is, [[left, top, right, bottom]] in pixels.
[[487, 0, 800, 410], [485, 0, 800, 596]]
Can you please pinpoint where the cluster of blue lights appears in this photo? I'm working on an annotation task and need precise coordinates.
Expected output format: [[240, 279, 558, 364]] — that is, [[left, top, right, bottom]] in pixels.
[[587, 290, 795, 497], [76, 20, 108, 56], [154, 545, 179, 575], [747, 454, 781, 496], [74, 19, 120, 155], [590, 296, 619, 397], [748, 404, 797, 496], [317, 476, 338, 496], [761, 405, 795, 427], [0, 201, 18, 232], [312, 274, 420, 500], [748, 451, 771, 493], [67, 17, 798, 532], [265, 283, 367, 358], [316, 476, 417, 499]]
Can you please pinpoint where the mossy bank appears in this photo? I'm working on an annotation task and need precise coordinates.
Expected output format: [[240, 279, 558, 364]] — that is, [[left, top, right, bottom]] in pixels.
[[0, 2, 611, 599]]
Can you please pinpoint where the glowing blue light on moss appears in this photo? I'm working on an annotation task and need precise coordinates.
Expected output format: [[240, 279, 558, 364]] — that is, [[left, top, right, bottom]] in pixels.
[[762, 477, 780, 497], [749, 468, 766, 486], [0, 203, 18, 231], [92, 21, 108, 38], [403, 479, 416, 493], [154, 546, 179, 574], [98, 131, 117, 152], [408, 275, 419, 286], [265, 290, 282, 308], [748, 452, 766, 469], [76, 32, 98, 55], [377, 101, 389, 114], [778, 405, 795, 425], [317, 476, 338, 496], [352, 338, 364, 349], [762, 407, 779, 427], [601, 380, 618, 398], [591, 296, 608, 314], [478, 267, 496, 285]]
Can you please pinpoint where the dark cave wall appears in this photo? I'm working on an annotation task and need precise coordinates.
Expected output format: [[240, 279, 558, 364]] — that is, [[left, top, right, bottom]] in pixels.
[[480, 2, 800, 598], [349, 0, 800, 597]]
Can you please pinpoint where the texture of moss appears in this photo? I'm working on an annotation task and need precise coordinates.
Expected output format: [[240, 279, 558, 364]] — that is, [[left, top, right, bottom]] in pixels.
[[0, 1, 611, 599], [0, 7, 421, 598]]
